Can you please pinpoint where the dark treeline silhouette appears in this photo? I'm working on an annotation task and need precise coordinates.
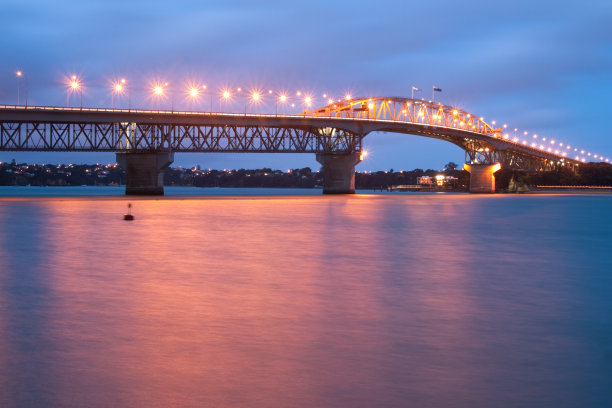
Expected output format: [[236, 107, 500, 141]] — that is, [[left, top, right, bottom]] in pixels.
[[495, 163, 612, 190], [0, 161, 124, 186], [1, 159, 611, 190], [165, 167, 320, 188], [356, 168, 469, 190]]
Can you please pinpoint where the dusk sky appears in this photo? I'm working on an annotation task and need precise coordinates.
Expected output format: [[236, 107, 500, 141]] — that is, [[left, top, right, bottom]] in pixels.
[[1, 0, 611, 171]]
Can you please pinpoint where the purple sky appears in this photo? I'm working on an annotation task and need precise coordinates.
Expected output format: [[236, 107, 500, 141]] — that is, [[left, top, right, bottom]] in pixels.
[[1, 0, 611, 171]]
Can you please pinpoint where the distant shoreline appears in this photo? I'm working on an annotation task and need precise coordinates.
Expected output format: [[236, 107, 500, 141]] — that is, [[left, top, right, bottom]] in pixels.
[[522, 187, 612, 194]]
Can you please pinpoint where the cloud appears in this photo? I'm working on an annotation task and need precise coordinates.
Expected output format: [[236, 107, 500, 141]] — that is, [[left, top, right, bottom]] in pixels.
[[1, 0, 611, 167]]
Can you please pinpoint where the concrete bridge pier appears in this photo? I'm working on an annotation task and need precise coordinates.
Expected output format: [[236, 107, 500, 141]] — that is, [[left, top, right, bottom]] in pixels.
[[464, 163, 501, 193], [116, 152, 174, 195], [316, 152, 362, 194]]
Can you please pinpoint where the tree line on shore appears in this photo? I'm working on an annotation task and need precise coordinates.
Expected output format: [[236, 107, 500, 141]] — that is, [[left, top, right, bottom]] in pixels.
[[1, 159, 611, 190], [495, 163, 612, 189]]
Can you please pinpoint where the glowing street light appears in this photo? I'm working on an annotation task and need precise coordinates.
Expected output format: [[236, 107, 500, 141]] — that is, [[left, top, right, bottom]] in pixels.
[[67, 75, 83, 108], [111, 80, 126, 109], [188, 83, 212, 111], [247, 91, 261, 113], [151, 83, 170, 110], [277, 94, 287, 115], [189, 87, 200, 98], [185, 86, 202, 111], [220, 89, 231, 111], [16, 70, 23, 105]]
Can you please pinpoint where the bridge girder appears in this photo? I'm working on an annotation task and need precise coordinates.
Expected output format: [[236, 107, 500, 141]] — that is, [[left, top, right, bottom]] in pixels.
[[0, 121, 362, 154]]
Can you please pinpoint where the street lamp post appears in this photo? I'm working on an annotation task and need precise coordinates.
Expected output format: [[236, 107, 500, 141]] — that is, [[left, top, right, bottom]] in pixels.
[[16, 71, 29, 106], [248, 91, 260, 114], [277, 94, 287, 116], [153, 84, 164, 110], [68, 75, 82, 108], [201, 85, 212, 112], [16, 71, 21, 105], [112, 79, 126, 109], [221, 90, 231, 112], [188, 86, 200, 110], [164, 82, 174, 112], [153, 82, 172, 111], [304, 96, 312, 114], [16, 71, 23, 106]]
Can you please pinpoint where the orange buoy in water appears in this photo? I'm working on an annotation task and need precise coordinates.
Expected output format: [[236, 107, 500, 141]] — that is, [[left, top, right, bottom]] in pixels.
[[124, 203, 134, 221]]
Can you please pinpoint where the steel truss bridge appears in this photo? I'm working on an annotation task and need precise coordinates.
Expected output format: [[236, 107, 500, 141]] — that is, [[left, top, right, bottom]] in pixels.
[[0, 98, 578, 171]]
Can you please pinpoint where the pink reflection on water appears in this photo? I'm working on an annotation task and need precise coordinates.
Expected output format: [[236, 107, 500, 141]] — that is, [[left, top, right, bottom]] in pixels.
[[1, 194, 601, 407]]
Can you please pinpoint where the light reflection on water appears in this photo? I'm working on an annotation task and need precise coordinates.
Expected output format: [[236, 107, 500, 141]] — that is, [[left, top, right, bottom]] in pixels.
[[0, 193, 611, 407]]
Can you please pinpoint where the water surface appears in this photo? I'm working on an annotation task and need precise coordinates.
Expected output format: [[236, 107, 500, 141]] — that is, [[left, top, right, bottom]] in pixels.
[[0, 191, 611, 407]]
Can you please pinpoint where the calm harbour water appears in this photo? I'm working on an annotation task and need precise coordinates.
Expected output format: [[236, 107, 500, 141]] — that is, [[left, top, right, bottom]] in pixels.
[[0, 187, 611, 407]]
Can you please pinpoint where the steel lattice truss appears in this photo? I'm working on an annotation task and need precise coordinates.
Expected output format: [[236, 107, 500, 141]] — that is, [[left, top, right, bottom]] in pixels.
[[461, 139, 570, 172], [0, 120, 361, 154], [306, 97, 499, 136]]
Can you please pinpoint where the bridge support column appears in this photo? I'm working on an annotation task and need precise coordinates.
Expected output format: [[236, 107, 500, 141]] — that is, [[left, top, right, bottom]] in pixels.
[[464, 163, 501, 194], [316, 152, 362, 194], [116, 152, 174, 195]]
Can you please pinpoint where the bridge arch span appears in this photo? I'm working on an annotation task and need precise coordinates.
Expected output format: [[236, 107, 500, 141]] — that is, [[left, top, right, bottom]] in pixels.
[[305, 97, 573, 171]]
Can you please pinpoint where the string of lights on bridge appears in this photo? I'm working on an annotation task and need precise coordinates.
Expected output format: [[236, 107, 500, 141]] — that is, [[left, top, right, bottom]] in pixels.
[[11, 70, 610, 164], [487, 121, 608, 164]]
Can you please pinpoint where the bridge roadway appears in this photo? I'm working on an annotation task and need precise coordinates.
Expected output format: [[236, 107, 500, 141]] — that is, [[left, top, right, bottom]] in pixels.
[[0, 99, 579, 194]]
